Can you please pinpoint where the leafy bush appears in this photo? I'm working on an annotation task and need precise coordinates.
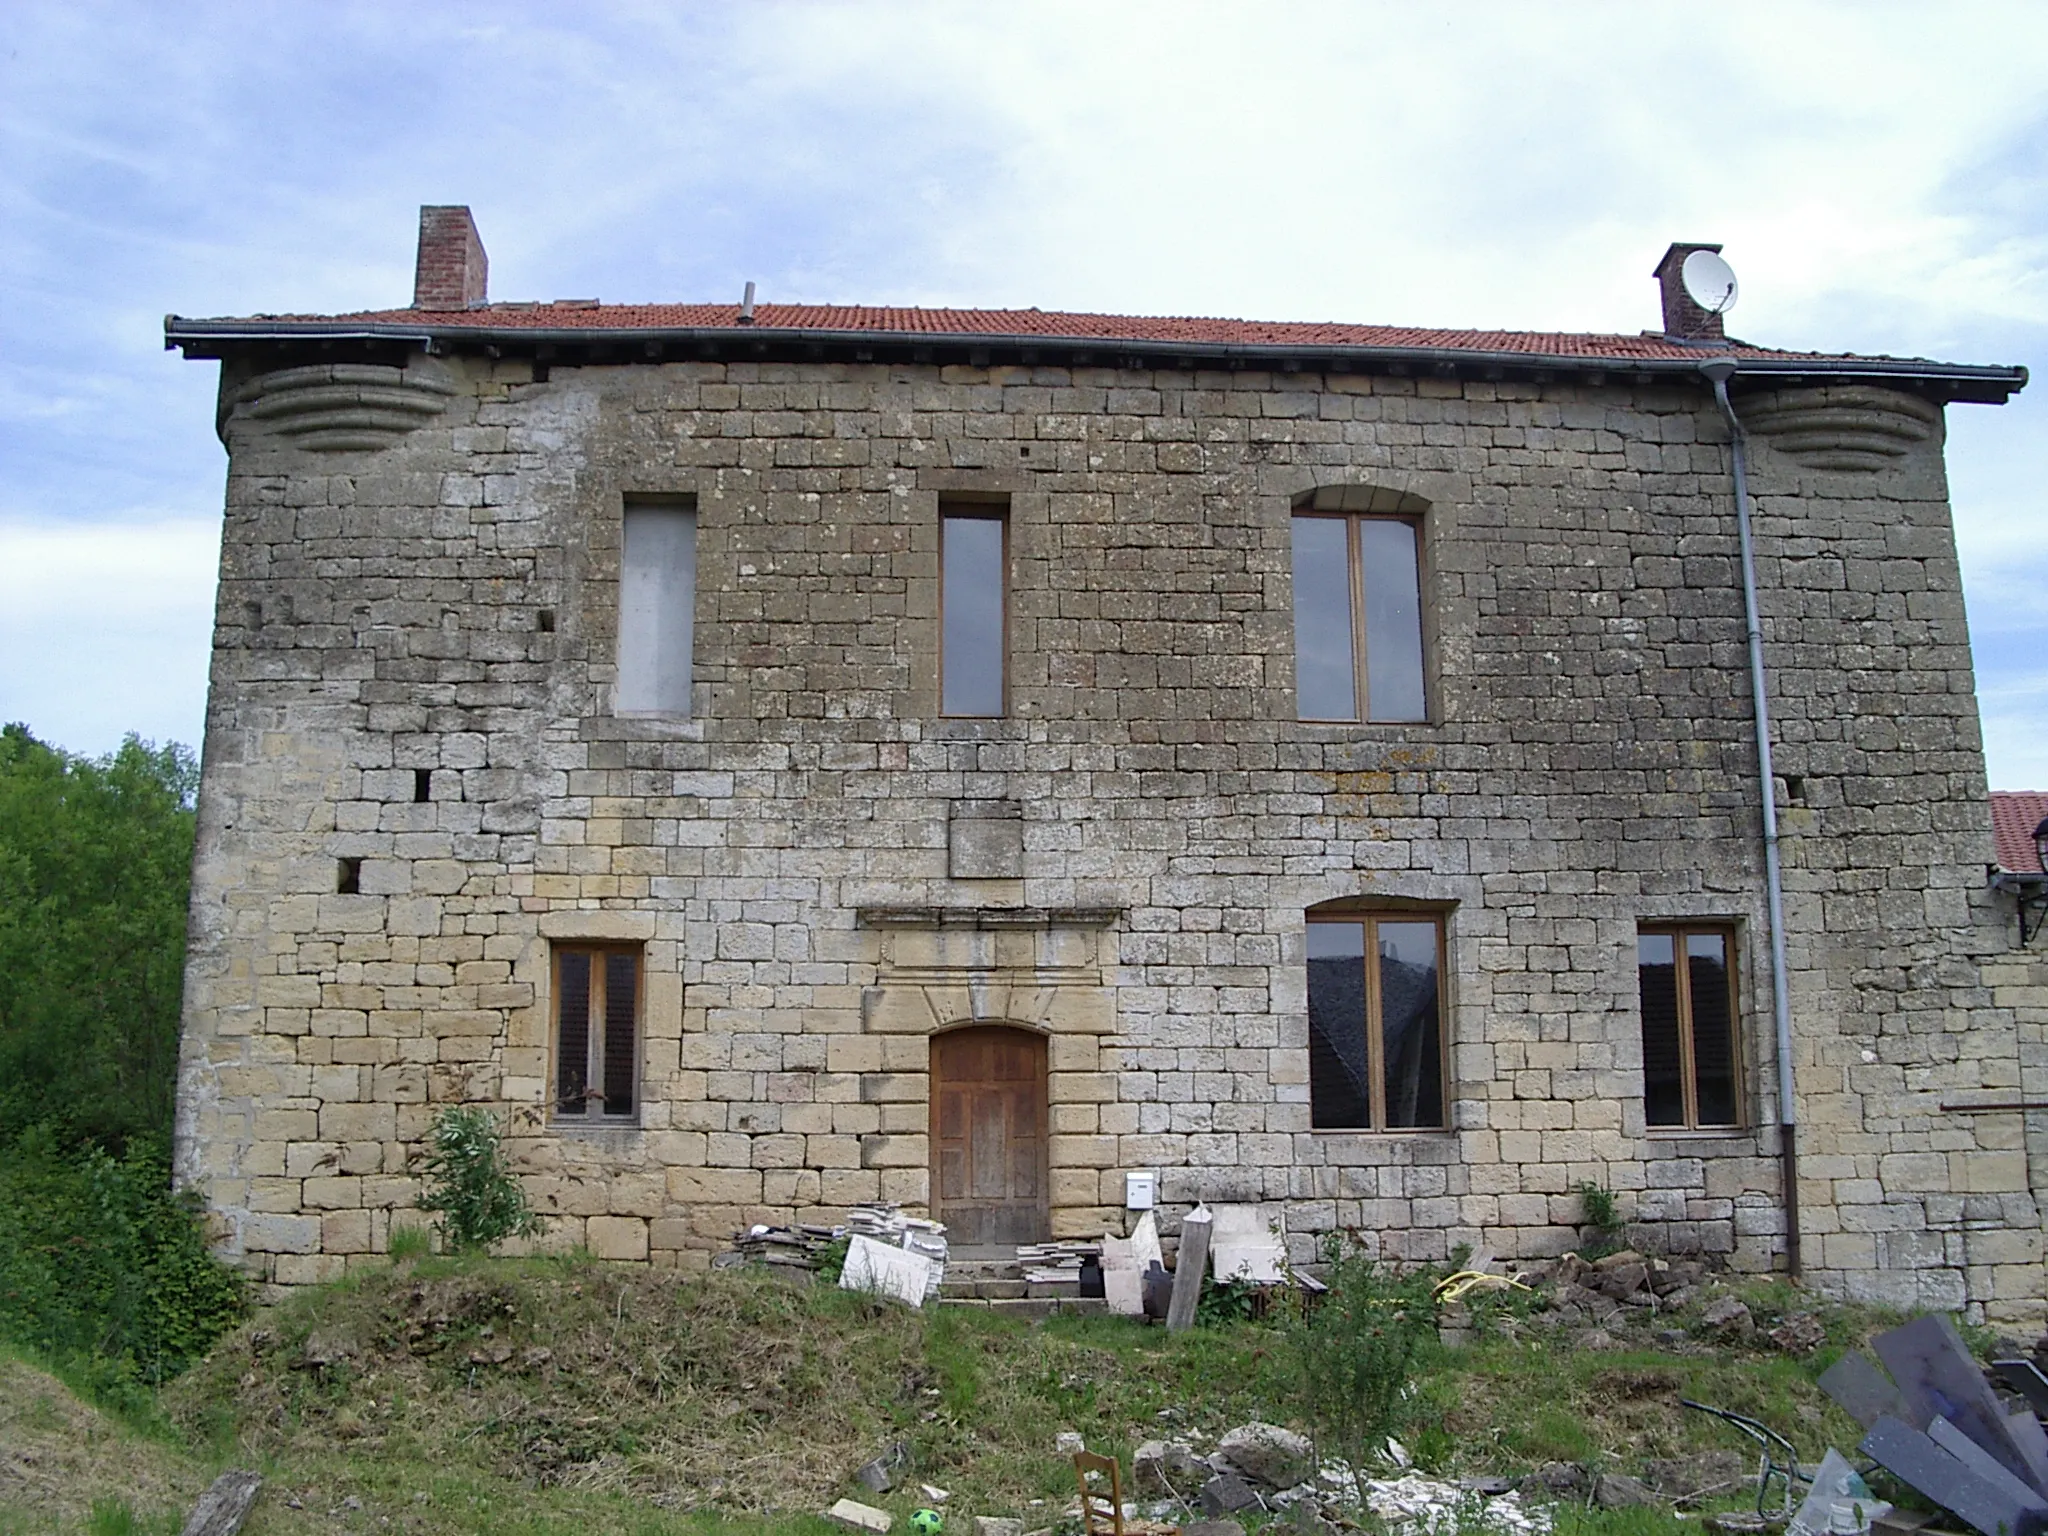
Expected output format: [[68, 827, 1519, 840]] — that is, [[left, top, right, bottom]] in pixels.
[[0, 725, 197, 1151], [418, 1107, 543, 1252], [1282, 1235, 1439, 1488], [0, 1126, 245, 1407]]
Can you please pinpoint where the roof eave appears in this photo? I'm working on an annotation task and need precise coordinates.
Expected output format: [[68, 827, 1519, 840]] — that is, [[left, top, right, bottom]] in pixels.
[[161, 316, 2029, 404]]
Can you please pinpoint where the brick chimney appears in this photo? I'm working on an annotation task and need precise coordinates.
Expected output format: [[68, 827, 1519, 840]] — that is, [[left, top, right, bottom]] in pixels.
[[1653, 242, 1725, 341], [413, 206, 488, 310]]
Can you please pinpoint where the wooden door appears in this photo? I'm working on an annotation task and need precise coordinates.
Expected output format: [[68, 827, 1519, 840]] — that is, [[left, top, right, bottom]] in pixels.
[[931, 1026, 1049, 1248]]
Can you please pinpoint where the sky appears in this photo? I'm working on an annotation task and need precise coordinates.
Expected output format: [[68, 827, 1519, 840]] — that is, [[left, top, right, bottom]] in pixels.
[[2, 1, 2044, 785]]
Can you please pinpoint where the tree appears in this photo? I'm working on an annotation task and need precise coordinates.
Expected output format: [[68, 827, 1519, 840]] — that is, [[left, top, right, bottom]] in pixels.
[[0, 724, 198, 1150]]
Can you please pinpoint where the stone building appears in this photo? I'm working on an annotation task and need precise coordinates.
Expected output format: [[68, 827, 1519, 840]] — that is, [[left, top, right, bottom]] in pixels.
[[169, 207, 2047, 1319]]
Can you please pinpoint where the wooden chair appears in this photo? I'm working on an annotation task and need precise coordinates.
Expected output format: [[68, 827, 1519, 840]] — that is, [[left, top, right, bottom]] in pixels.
[[1073, 1449, 1124, 1536]]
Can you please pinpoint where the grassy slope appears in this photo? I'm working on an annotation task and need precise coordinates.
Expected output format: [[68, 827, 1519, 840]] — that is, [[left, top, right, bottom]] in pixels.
[[0, 1349, 204, 1536], [11, 1257, 1901, 1536]]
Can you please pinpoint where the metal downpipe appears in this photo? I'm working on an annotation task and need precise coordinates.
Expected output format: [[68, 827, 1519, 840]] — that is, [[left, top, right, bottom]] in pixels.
[[1702, 358, 1802, 1280]]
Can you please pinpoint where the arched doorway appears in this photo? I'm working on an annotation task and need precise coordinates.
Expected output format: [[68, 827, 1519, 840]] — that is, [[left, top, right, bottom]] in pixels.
[[930, 1025, 1049, 1250]]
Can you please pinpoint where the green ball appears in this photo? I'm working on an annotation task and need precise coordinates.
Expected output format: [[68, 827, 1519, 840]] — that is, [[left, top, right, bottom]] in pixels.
[[909, 1510, 943, 1536]]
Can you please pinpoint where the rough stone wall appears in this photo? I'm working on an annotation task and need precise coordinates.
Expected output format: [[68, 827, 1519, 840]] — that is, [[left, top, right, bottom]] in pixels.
[[172, 352, 2043, 1321]]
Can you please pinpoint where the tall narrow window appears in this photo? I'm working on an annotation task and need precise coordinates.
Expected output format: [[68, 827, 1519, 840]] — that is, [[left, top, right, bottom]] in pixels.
[[1292, 512, 1427, 722], [1638, 925, 1740, 1129], [618, 498, 696, 715], [554, 945, 641, 1121], [941, 504, 1007, 716], [1307, 913, 1445, 1129]]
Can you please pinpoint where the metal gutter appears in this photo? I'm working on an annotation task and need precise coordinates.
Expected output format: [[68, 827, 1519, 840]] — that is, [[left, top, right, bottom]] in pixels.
[[162, 316, 2029, 400], [1702, 356, 1802, 1281]]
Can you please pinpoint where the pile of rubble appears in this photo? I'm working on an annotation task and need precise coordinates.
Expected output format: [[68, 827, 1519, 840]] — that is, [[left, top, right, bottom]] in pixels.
[[1444, 1248, 1827, 1359], [1115, 1421, 1551, 1535]]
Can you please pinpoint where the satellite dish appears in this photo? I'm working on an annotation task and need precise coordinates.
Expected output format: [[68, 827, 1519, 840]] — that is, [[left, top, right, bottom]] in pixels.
[[1681, 249, 1739, 314]]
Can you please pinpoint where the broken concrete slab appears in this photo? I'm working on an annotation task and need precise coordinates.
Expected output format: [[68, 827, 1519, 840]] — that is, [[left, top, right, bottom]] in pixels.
[[1132, 1439, 1204, 1494], [1215, 1422, 1313, 1490], [181, 1470, 263, 1536], [1698, 1297, 1754, 1342], [826, 1498, 895, 1534], [1593, 1473, 1660, 1509], [972, 1521, 1024, 1536], [1200, 1473, 1263, 1515]]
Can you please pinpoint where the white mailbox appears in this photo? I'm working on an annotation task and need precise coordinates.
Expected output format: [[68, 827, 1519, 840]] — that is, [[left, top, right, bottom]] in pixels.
[[1124, 1170, 1157, 1210]]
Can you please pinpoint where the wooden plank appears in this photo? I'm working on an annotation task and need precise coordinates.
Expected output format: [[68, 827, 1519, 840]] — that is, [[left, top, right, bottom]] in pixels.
[[1167, 1205, 1212, 1334], [1820, 1351, 1911, 1428], [1861, 1416, 2046, 1536], [1874, 1315, 2048, 1493]]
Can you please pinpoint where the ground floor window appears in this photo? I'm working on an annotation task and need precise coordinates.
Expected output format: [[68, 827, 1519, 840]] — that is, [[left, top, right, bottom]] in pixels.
[[1307, 914, 1445, 1129], [553, 945, 641, 1121], [1637, 925, 1739, 1128]]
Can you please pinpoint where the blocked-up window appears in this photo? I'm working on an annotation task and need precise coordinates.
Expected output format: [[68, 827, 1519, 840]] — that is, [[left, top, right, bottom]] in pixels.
[[1638, 925, 1740, 1128], [617, 498, 696, 714], [1306, 913, 1445, 1129], [553, 945, 641, 1121], [941, 502, 1007, 716], [1292, 501, 1428, 723]]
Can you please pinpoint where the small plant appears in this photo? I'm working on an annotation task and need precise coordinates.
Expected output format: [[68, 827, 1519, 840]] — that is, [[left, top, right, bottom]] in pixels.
[[1281, 1233, 1438, 1497], [1576, 1181, 1624, 1254], [387, 1222, 432, 1262], [416, 1107, 542, 1253]]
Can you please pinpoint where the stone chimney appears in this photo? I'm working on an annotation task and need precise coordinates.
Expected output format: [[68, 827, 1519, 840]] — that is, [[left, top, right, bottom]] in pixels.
[[1653, 241, 1725, 341], [413, 206, 488, 310]]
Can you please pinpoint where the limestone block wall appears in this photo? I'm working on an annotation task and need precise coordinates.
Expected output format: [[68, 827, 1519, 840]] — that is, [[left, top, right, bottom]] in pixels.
[[171, 349, 2043, 1321]]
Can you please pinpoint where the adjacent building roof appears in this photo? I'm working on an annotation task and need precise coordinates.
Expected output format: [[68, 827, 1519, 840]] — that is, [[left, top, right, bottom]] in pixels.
[[1992, 791, 2048, 875]]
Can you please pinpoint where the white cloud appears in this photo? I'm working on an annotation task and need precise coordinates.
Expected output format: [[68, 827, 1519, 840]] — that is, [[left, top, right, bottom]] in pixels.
[[0, 518, 219, 756]]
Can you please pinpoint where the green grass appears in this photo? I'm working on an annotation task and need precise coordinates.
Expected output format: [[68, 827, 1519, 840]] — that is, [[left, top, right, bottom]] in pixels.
[[4, 1254, 1943, 1536]]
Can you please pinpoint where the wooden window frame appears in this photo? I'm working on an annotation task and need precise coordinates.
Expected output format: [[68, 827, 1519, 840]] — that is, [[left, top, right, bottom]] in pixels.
[[550, 942, 643, 1124], [939, 500, 1010, 718], [1306, 911, 1449, 1131], [1292, 510, 1429, 724], [1637, 923, 1744, 1132]]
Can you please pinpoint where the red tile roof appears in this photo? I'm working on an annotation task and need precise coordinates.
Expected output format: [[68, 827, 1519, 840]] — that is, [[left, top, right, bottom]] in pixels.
[[194, 299, 1963, 368], [1992, 791, 2048, 874]]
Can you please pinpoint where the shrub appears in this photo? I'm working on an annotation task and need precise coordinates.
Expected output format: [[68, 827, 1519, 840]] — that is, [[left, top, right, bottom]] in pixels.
[[1576, 1181, 1623, 1253], [418, 1107, 543, 1252], [1281, 1234, 1438, 1489], [0, 1126, 246, 1406]]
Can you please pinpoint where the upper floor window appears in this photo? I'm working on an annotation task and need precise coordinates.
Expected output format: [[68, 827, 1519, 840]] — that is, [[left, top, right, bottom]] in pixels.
[[941, 501, 1008, 716], [1307, 910, 1446, 1130], [1638, 925, 1740, 1129], [1292, 489, 1427, 722], [617, 497, 696, 715], [554, 943, 641, 1122]]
